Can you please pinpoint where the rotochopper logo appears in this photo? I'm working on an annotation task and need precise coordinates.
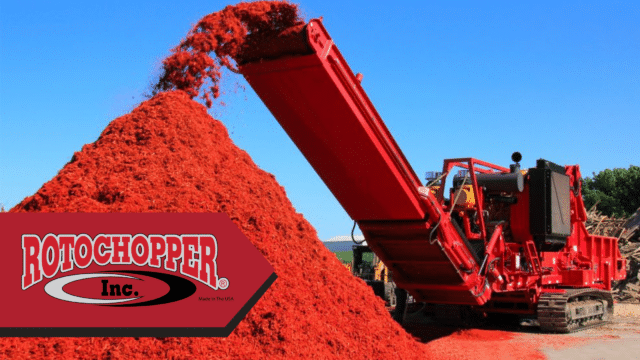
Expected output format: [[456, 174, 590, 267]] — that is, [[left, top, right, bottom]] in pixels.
[[22, 233, 229, 306]]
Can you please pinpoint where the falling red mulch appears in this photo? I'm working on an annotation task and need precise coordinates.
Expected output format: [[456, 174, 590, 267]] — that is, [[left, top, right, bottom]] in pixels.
[[152, 1, 303, 108]]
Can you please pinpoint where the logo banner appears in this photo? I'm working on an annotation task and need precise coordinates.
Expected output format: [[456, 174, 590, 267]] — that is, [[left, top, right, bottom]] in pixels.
[[0, 213, 276, 337]]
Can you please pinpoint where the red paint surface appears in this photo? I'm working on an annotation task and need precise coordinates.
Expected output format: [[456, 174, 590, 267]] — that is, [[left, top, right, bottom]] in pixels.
[[0, 1, 589, 358]]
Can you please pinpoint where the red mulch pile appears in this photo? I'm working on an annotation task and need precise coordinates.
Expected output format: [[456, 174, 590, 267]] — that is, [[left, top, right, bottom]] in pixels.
[[4, 90, 429, 359]]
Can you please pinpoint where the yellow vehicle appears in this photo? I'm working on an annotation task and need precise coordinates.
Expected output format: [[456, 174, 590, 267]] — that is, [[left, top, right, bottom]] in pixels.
[[349, 244, 396, 307]]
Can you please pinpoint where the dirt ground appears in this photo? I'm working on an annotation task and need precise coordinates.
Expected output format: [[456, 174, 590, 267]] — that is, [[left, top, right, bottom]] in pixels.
[[401, 303, 640, 360], [540, 303, 640, 360]]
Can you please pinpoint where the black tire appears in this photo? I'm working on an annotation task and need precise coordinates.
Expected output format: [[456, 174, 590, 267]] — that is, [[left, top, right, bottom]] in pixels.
[[393, 288, 408, 324]]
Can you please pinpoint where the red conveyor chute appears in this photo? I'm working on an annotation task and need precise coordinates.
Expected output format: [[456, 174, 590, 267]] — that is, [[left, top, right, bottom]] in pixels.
[[240, 20, 427, 222], [239, 19, 490, 306]]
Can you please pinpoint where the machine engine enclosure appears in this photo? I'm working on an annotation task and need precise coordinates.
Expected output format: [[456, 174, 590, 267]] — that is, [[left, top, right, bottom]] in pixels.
[[529, 159, 571, 243]]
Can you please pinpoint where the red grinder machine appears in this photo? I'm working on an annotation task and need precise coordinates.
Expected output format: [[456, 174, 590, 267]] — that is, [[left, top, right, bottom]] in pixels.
[[237, 19, 626, 332]]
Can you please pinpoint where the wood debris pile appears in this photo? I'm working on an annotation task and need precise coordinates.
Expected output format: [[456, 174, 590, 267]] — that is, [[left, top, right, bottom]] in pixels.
[[620, 208, 640, 243], [599, 208, 640, 303], [613, 242, 640, 303], [585, 207, 628, 238]]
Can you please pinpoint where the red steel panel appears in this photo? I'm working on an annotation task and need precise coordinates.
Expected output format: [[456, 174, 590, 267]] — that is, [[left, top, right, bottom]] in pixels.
[[359, 220, 489, 305], [240, 20, 427, 221]]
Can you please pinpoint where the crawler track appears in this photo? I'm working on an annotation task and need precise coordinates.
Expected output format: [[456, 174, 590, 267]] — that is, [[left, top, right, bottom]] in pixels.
[[537, 288, 613, 333]]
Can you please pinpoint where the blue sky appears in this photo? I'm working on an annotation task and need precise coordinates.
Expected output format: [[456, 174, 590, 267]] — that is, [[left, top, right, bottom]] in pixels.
[[1, 1, 638, 240]]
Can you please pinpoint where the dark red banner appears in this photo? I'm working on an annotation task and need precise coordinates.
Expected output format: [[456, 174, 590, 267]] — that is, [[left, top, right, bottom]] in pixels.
[[0, 213, 276, 337]]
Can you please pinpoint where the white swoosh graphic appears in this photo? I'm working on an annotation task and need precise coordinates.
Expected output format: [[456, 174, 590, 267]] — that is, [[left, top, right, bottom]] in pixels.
[[44, 273, 142, 304]]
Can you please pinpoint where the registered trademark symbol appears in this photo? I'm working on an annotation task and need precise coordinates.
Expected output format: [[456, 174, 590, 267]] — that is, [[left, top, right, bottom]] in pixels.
[[218, 278, 229, 289]]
